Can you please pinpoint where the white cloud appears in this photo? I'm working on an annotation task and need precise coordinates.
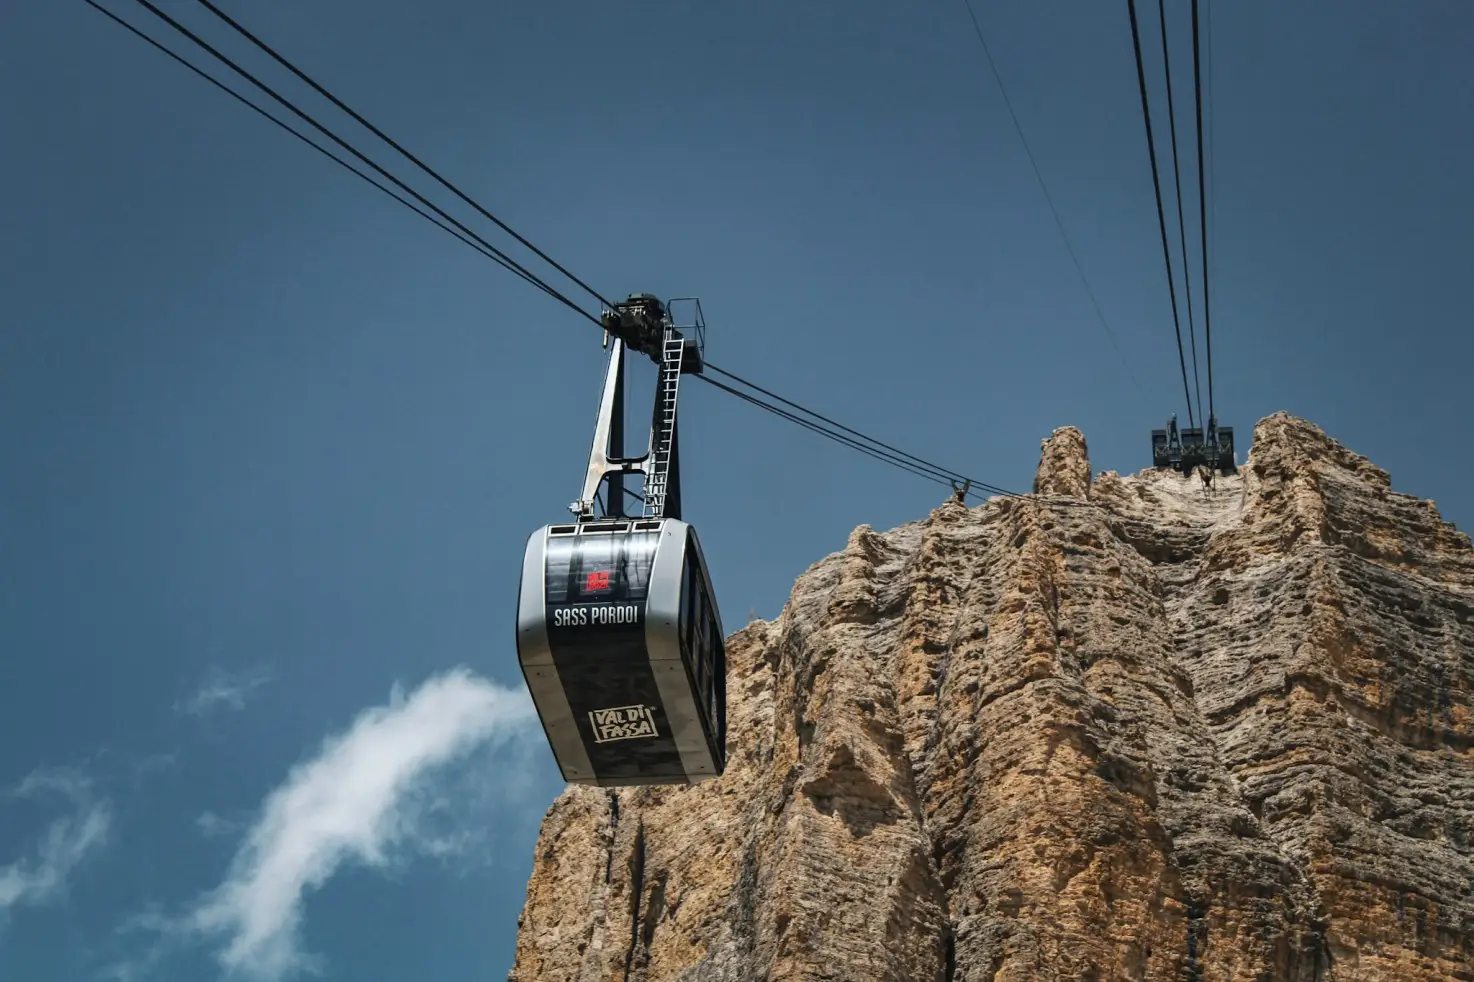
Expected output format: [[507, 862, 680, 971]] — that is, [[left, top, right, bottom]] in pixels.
[[177, 667, 274, 718], [195, 811, 240, 839], [182, 667, 539, 981], [0, 767, 112, 913]]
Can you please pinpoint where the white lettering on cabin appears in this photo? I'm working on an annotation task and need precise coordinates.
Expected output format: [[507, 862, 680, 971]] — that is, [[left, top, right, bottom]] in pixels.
[[590, 704, 659, 743], [551, 605, 640, 628]]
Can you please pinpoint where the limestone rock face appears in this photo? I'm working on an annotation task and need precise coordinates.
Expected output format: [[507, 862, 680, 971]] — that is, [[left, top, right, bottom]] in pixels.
[[1033, 425, 1092, 498], [509, 413, 1474, 982]]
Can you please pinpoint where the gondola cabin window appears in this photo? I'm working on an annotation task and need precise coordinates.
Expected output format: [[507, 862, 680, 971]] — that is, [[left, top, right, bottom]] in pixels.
[[679, 541, 719, 732], [544, 530, 659, 605], [707, 613, 725, 735], [680, 555, 695, 655]]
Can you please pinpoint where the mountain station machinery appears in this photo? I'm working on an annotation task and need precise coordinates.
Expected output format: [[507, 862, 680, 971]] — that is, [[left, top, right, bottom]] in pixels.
[[515, 295, 727, 787], [1151, 414, 1236, 475]]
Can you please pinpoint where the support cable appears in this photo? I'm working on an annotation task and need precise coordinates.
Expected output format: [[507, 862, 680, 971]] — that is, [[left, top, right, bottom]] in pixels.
[[84, 1, 579, 312], [92, 0, 1026, 504], [1207, 0, 1218, 360], [1156, 0, 1205, 429], [958, 0, 1135, 382], [703, 364, 973, 486], [119, 0, 604, 330], [190, 0, 618, 312], [1126, 0, 1196, 430], [698, 374, 1016, 499], [1192, 0, 1216, 423], [702, 364, 1018, 496]]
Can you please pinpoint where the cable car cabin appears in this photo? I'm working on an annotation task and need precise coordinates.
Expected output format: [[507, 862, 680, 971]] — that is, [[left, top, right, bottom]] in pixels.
[[515, 517, 726, 787], [518, 294, 725, 787], [1151, 416, 1236, 475]]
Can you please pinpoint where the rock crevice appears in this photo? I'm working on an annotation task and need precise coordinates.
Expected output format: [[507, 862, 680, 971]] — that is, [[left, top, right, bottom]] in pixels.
[[510, 413, 1474, 982]]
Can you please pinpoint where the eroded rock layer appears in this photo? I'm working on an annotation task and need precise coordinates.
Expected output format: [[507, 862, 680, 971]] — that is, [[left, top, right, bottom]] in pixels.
[[509, 413, 1474, 982]]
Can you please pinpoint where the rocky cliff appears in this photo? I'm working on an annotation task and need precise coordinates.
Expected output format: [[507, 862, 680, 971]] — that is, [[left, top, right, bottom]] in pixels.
[[508, 413, 1474, 982]]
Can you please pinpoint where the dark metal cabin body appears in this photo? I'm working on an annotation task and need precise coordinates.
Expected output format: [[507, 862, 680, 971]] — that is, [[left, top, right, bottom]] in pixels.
[[516, 517, 725, 787]]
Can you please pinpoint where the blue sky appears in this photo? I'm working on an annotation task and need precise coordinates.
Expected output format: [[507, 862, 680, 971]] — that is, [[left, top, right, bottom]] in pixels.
[[2, 1, 1470, 979]]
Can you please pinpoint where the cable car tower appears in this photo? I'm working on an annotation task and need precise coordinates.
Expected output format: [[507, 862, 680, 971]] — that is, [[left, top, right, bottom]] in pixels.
[[516, 295, 726, 787]]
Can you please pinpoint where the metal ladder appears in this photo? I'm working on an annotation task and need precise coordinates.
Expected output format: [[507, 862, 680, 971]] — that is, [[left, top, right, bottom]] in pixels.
[[643, 330, 685, 518]]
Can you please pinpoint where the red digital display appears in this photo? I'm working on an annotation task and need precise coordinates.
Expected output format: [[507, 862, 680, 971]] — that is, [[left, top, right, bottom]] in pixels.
[[584, 570, 611, 592]]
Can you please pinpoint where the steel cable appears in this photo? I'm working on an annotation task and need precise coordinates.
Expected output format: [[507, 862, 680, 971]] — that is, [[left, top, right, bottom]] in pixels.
[[1156, 0, 1205, 429], [1127, 0, 1197, 431], [1192, 0, 1216, 424], [700, 373, 1018, 500], [958, 0, 1135, 383], [119, 0, 604, 331], [85, 1, 586, 315], [190, 0, 619, 313], [92, 0, 1026, 505]]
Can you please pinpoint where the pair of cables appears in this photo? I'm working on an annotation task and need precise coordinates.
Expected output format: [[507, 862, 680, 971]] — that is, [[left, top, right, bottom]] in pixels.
[[1127, 0, 1217, 430], [86, 0, 1022, 503]]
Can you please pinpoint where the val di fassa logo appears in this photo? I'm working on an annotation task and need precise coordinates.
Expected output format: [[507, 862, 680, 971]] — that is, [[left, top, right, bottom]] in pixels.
[[551, 603, 641, 628], [590, 704, 659, 743]]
